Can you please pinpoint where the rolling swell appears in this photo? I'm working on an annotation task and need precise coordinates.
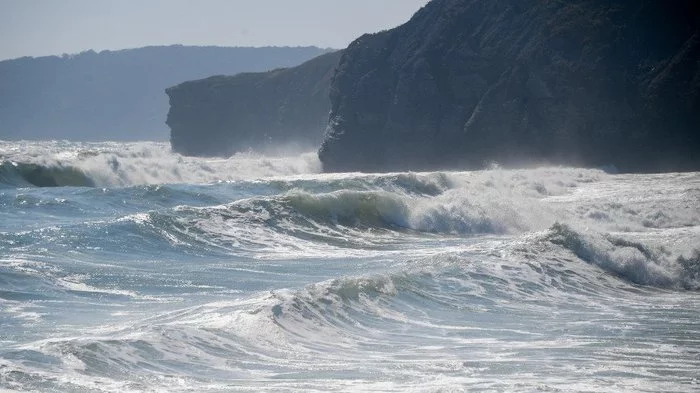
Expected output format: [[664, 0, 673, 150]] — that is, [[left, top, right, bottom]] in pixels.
[[0, 161, 94, 187], [18, 242, 682, 390], [151, 188, 532, 257], [263, 171, 452, 196], [13, 183, 532, 259], [33, 172, 553, 257], [6, 252, 624, 387], [243, 187, 531, 235]]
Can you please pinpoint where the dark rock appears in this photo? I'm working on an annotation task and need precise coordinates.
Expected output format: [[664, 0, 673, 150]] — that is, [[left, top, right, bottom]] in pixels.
[[166, 51, 343, 156], [319, 0, 700, 173]]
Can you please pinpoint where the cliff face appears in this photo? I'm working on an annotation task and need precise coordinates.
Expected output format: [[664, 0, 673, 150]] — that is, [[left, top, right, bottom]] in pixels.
[[319, 0, 700, 173], [166, 51, 342, 156], [0, 46, 329, 141]]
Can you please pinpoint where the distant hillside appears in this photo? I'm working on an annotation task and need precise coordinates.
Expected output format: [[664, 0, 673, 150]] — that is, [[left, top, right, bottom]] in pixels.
[[319, 0, 700, 173], [0, 45, 330, 141], [166, 50, 342, 156]]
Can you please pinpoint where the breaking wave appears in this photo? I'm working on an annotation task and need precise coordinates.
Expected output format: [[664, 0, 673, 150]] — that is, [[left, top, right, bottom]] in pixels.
[[0, 141, 321, 187], [0, 161, 95, 187], [544, 223, 700, 290]]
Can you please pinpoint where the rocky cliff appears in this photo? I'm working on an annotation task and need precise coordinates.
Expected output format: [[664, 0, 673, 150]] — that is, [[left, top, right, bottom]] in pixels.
[[167, 51, 342, 156], [0, 45, 328, 141], [319, 0, 700, 173]]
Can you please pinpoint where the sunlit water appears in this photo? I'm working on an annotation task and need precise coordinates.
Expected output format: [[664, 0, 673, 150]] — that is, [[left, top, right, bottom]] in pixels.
[[1, 141, 699, 392]]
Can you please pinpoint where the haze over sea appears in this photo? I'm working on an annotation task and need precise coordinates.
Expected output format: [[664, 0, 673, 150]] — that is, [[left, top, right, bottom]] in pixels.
[[0, 140, 698, 392]]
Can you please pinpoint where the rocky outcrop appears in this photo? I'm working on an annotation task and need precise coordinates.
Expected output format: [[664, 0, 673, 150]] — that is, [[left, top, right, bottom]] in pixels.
[[167, 51, 342, 156], [0, 45, 328, 141], [319, 0, 700, 173]]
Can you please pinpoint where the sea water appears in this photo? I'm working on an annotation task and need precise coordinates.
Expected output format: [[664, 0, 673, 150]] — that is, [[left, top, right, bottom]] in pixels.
[[0, 141, 698, 392]]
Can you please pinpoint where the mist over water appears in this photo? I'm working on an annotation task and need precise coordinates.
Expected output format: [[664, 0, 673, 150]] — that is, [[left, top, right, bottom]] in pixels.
[[1, 141, 699, 392]]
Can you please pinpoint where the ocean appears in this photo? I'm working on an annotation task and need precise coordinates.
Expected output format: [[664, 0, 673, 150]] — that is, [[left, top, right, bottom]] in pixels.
[[0, 141, 698, 392]]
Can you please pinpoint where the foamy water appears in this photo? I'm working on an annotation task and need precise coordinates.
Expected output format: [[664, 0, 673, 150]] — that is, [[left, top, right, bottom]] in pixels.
[[1, 141, 699, 392]]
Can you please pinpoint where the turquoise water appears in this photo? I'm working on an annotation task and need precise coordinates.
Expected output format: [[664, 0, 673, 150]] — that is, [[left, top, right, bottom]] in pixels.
[[1, 141, 699, 392]]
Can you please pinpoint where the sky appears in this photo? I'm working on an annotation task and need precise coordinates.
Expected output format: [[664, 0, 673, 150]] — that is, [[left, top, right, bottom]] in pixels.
[[0, 0, 430, 61]]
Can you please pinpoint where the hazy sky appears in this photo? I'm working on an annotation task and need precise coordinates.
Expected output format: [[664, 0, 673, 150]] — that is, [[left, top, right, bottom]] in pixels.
[[0, 0, 430, 60]]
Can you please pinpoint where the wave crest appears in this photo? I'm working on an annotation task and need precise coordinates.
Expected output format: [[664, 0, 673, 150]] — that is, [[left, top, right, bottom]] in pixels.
[[0, 141, 321, 187], [0, 161, 95, 187], [545, 223, 700, 289]]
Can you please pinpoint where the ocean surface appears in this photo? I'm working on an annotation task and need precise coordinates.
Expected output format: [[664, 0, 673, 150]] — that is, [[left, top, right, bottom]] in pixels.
[[1, 141, 699, 392]]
